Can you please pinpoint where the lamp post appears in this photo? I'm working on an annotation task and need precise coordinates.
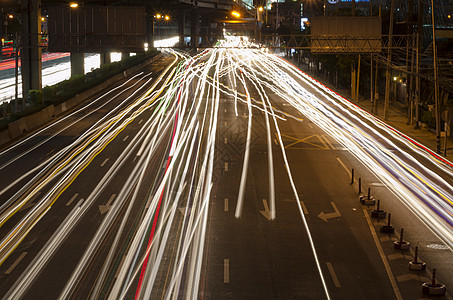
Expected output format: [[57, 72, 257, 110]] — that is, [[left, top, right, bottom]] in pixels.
[[8, 14, 23, 110]]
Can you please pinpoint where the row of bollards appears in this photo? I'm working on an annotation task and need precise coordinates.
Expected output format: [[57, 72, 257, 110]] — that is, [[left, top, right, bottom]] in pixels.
[[351, 168, 447, 296]]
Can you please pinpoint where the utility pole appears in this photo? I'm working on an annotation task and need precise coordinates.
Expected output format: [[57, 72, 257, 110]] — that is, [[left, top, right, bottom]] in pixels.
[[276, 0, 279, 29], [384, 0, 395, 120], [15, 32, 20, 109], [409, 33, 415, 127], [356, 54, 361, 101], [415, 0, 423, 128], [371, 54, 374, 109], [406, 0, 413, 124], [373, 4, 382, 115], [431, 0, 441, 153]]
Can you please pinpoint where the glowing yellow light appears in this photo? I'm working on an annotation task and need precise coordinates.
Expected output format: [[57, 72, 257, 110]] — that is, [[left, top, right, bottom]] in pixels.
[[8, 14, 14, 19], [164, 15, 170, 21], [156, 13, 162, 19], [41, 17, 45, 21], [69, 2, 78, 8], [258, 7, 264, 12], [448, 15, 452, 19], [393, 76, 397, 81], [231, 11, 241, 18]]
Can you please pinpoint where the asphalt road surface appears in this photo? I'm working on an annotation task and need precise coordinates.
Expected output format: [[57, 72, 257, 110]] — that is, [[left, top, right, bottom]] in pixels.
[[0, 40, 452, 299]]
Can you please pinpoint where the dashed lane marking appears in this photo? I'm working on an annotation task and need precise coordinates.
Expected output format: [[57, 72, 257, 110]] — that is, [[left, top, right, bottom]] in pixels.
[[100, 158, 109, 167], [326, 262, 341, 288], [66, 193, 79, 206], [5, 252, 27, 275], [224, 259, 230, 283]]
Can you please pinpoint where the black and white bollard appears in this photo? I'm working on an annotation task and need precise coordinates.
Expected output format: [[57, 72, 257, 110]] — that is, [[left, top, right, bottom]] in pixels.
[[393, 228, 410, 250], [371, 199, 387, 219], [360, 187, 375, 205], [422, 269, 446, 296], [380, 213, 395, 233], [409, 246, 426, 271]]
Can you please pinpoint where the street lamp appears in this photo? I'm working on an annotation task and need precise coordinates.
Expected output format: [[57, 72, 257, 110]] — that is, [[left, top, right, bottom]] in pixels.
[[6, 14, 23, 110], [152, 14, 170, 47], [69, 2, 78, 8], [231, 11, 241, 18]]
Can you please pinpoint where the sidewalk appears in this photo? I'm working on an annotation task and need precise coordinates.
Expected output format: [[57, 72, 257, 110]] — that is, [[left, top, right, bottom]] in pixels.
[[354, 97, 453, 163], [299, 64, 453, 164]]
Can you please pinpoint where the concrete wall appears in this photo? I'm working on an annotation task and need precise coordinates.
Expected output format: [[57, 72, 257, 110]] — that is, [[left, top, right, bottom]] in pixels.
[[0, 53, 162, 147]]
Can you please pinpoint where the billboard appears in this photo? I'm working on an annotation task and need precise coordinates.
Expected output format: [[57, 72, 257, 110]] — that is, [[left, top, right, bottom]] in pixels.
[[311, 17, 381, 53], [48, 6, 145, 53]]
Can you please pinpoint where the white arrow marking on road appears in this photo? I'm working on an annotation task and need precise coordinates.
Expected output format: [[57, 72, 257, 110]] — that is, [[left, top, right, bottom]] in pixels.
[[99, 194, 116, 215], [318, 202, 341, 222], [260, 199, 275, 221]]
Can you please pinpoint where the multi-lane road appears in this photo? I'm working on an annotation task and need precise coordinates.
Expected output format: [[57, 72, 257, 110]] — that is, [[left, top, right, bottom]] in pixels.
[[0, 38, 452, 299]]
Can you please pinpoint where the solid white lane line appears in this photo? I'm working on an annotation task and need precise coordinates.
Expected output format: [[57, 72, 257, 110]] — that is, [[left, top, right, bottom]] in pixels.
[[362, 207, 402, 300], [224, 198, 229, 212], [336, 157, 352, 178], [225, 162, 229, 172], [100, 158, 109, 167], [224, 259, 230, 283], [66, 193, 79, 206], [326, 262, 341, 288], [5, 252, 27, 275], [123, 135, 129, 142]]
